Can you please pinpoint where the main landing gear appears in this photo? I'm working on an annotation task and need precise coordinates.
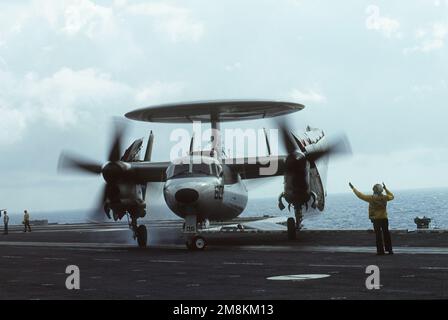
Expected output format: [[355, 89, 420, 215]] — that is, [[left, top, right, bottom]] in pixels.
[[287, 207, 303, 241], [130, 216, 148, 248], [136, 225, 147, 248], [287, 217, 296, 240]]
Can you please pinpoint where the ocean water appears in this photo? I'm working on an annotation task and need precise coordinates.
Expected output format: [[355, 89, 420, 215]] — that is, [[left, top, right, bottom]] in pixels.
[[4, 187, 448, 230], [243, 187, 448, 230]]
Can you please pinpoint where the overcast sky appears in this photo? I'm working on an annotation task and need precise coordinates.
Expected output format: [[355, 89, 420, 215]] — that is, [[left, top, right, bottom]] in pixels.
[[0, 0, 447, 212]]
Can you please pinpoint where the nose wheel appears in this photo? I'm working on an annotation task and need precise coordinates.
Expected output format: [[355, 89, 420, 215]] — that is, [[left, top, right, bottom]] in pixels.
[[186, 235, 207, 250], [183, 214, 207, 250]]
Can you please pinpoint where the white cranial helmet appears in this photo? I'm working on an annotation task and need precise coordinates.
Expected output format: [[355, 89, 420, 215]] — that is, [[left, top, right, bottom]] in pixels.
[[372, 184, 383, 194]]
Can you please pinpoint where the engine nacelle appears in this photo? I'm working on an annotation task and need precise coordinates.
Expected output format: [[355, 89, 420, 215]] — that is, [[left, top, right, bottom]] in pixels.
[[105, 183, 147, 221], [102, 161, 131, 183], [283, 157, 311, 207]]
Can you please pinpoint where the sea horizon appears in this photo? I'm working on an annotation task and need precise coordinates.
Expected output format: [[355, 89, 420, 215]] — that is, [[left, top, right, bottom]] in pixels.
[[3, 186, 447, 230]]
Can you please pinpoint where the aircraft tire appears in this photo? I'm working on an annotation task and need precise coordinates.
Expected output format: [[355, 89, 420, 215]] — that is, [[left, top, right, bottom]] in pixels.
[[287, 218, 296, 240], [136, 225, 147, 248], [192, 236, 207, 250]]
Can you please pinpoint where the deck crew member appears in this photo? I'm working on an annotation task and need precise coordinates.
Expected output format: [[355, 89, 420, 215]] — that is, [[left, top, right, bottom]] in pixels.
[[3, 210, 9, 235], [349, 182, 395, 255], [23, 210, 32, 232]]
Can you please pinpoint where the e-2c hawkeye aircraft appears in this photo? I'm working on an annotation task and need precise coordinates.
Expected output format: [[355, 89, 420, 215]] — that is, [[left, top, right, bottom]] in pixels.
[[59, 100, 349, 250]]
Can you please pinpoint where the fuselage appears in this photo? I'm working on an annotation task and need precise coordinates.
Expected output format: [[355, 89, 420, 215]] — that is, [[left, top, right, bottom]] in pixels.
[[163, 155, 248, 222]]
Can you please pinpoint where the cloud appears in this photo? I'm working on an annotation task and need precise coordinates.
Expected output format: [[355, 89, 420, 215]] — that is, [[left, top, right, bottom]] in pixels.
[[365, 5, 401, 38], [433, 0, 448, 7], [290, 89, 327, 104], [287, 0, 303, 6], [61, 0, 115, 38], [0, 67, 185, 143], [0, 0, 204, 43], [24, 68, 133, 127], [0, 65, 134, 132], [0, 102, 27, 145], [124, 2, 205, 42], [411, 81, 447, 95], [59, 0, 194, 41], [225, 62, 242, 72], [135, 81, 185, 104], [0, 0, 115, 41], [394, 80, 447, 102], [0, 69, 31, 145], [0, 55, 7, 68], [404, 22, 448, 53]]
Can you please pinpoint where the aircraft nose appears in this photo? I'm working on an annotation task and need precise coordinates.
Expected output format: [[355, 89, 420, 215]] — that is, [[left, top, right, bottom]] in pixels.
[[175, 188, 199, 204]]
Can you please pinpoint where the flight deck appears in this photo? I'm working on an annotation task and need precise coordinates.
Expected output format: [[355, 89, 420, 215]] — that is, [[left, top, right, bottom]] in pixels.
[[1, 220, 448, 300]]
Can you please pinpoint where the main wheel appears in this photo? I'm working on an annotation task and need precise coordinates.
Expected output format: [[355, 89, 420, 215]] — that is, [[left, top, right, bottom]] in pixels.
[[287, 217, 296, 240], [136, 225, 147, 248]]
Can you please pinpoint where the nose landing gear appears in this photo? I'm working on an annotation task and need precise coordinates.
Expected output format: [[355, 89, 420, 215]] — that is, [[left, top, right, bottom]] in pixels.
[[183, 214, 207, 250]]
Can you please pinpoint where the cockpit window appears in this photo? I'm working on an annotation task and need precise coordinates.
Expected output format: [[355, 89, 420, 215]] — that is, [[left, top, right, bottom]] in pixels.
[[167, 159, 222, 179], [192, 163, 212, 175], [167, 164, 190, 178]]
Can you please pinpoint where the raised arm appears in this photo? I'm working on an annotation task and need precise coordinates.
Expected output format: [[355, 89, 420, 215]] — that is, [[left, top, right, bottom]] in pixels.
[[349, 182, 372, 202], [383, 183, 394, 201]]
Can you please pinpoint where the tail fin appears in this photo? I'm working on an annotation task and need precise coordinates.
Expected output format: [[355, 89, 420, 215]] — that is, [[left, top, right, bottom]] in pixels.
[[142, 131, 154, 201], [144, 131, 154, 161]]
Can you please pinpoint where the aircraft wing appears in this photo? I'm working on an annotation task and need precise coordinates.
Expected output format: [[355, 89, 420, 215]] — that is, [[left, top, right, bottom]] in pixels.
[[225, 155, 287, 179], [130, 161, 170, 182]]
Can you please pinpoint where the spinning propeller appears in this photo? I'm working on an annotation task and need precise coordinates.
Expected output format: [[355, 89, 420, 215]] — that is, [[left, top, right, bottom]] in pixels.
[[276, 117, 351, 166], [58, 119, 129, 222]]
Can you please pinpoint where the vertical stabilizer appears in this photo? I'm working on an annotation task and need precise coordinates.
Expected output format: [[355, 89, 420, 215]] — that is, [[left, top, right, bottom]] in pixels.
[[144, 131, 154, 162]]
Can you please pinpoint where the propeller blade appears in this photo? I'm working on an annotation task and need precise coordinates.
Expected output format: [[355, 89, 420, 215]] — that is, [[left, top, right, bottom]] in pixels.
[[263, 128, 271, 156], [276, 118, 298, 155], [189, 132, 195, 155], [58, 152, 102, 175], [306, 134, 352, 162], [87, 184, 109, 223], [108, 118, 127, 162]]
